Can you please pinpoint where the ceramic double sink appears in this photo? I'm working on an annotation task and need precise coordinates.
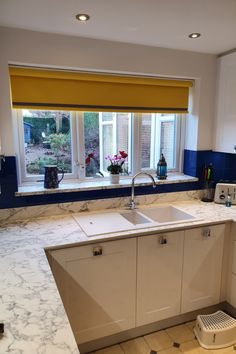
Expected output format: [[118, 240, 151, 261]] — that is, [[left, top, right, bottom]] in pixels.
[[120, 205, 195, 225], [74, 205, 196, 237]]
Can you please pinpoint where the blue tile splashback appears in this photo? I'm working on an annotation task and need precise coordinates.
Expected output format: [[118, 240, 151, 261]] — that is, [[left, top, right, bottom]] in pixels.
[[0, 155, 201, 209], [1, 150, 235, 209], [0, 156, 18, 209], [183, 150, 198, 177], [184, 149, 236, 183]]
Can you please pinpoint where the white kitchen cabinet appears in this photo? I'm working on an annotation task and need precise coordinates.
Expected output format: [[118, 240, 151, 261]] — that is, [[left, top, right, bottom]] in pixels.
[[229, 274, 236, 308], [232, 241, 236, 275], [48, 221, 227, 347], [214, 52, 236, 153], [181, 224, 225, 313], [50, 237, 136, 344], [136, 230, 184, 326], [226, 223, 236, 307]]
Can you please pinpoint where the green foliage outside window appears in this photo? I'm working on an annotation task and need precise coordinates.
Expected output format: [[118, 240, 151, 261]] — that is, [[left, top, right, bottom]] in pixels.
[[48, 133, 71, 156], [84, 112, 100, 177]]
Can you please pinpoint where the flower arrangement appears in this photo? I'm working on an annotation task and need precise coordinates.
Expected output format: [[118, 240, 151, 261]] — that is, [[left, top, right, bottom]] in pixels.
[[106, 151, 128, 175], [85, 153, 104, 177]]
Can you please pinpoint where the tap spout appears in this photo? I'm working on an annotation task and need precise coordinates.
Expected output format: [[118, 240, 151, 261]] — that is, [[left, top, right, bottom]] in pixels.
[[129, 172, 156, 210]]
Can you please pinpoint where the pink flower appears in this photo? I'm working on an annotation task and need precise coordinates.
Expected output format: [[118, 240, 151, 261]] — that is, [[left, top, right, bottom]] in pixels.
[[105, 151, 128, 167]]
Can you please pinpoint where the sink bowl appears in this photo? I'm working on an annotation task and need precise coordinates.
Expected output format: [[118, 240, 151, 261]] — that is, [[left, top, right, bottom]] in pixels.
[[139, 206, 195, 224], [120, 205, 195, 226], [120, 211, 151, 225]]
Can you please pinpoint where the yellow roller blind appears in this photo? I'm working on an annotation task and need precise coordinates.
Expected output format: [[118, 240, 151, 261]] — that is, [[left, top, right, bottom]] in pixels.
[[9, 67, 193, 113]]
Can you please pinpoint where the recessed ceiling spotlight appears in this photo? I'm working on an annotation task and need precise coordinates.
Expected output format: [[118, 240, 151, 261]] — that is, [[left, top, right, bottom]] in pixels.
[[188, 33, 201, 39], [76, 14, 90, 22]]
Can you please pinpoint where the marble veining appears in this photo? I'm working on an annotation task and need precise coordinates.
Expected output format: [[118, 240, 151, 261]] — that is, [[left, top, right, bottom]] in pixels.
[[0, 215, 82, 354], [0, 190, 201, 223], [1, 196, 236, 353]]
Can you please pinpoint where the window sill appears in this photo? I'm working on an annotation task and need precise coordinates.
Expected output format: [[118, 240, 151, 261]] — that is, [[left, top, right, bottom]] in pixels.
[[15, 173, 198, 197]]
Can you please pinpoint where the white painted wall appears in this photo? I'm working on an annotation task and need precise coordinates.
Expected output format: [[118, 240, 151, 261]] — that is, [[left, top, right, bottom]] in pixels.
[[0, 26, 217, 156], [213, 51, 236, 153]]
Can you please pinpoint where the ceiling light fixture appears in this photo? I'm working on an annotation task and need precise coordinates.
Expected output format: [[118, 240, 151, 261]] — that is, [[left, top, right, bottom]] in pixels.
[[188, 33, 201, 39], [76, 14, 90, 22]]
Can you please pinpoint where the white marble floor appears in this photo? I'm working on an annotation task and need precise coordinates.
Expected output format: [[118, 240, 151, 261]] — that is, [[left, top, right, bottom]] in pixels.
[[89, 321, 236, 354]]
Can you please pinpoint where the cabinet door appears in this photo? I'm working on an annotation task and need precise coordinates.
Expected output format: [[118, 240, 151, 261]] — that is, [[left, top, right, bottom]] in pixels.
[[136, 231, 184, 327], [181, 224, 225, 313], [227, 224, 236, 307], [50, 238, 136, 344], [214, 52, 236, 153]]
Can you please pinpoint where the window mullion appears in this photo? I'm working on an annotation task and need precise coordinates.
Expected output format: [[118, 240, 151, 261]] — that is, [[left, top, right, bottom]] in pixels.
[[155, 114, 161, 167], [76, 111, 85, 179], [17, 110, 27, 184], [99, 112, 104, 173], [128, 113, 132, 174], [176, 114, 185, 172], [70, 112, 78, 177], [113, 113, 117, 155], [132, 113, 141, 175], [150, 114, 156, 169]]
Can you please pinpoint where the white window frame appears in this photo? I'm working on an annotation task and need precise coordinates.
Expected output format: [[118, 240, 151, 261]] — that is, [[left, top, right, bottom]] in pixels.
[[99, 112, 117, 174], [15, 109, 185, 185], [127, 114, 133, 174], [75, 111, 86, 179]]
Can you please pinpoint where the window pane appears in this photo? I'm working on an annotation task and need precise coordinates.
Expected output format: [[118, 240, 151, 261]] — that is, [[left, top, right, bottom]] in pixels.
[[23, 110, 72, 175], [160, 117, 176, 169], [84, 112, 131, 177], [140, 113, 177, 171], [84, 112, 100, 177], [102, 112, 113, 122], [117, 113, 129, 154], [102, 124, 114, 171], [141, 114, 152, 169]]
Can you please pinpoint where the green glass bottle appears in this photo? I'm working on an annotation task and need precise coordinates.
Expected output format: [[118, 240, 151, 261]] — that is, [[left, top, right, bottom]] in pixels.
[[157, 153, 167, 180]]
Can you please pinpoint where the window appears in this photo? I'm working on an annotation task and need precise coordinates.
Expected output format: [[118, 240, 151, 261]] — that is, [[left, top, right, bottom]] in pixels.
[[140, 113, 178, 171], [99, 112, 131, 173], [16, 109, 184, 184], [17, 110, 76, 182], [84, 112, 132, 177]]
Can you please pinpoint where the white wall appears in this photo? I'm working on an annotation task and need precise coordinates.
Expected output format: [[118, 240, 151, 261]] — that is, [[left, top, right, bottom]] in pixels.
[[0, 26, 217, 156], [213, 51, 236, 153]]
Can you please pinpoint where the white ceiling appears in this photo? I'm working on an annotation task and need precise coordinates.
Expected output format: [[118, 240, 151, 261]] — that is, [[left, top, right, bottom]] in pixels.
[[0, 0, 236, 55]]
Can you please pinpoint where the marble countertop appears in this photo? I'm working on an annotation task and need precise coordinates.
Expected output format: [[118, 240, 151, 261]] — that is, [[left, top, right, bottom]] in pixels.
[[16, 173, 197, 196], [1, 199, 236, 354]]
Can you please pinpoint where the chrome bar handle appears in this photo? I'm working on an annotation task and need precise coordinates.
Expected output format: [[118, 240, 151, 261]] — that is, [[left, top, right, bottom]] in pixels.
[[202, 228, 211, 239], [159, 235, 167, 245], [93, 246, 103, 256]]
